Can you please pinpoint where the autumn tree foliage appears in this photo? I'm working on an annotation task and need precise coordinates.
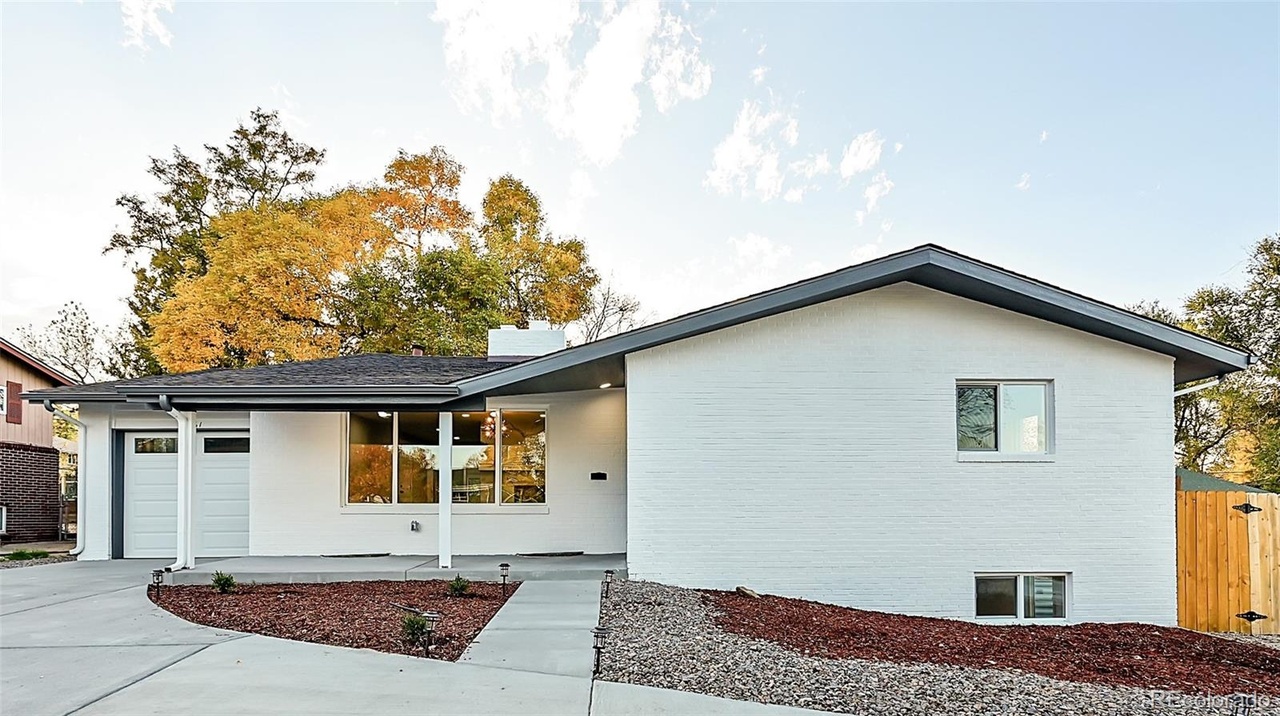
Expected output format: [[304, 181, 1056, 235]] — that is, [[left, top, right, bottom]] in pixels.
[[1132, 234, 1280, 492], [108, 109, 614, 374]]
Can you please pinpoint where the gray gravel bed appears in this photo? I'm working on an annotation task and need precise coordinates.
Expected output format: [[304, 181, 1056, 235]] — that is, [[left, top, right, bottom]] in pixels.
[[597, 580, 1278, 716], [0, 555, 76, 570]]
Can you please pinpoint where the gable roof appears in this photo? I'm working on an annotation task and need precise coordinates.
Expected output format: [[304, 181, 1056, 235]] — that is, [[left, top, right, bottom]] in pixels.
[[1176, 467, 1268, 493], [454, 244, 1252, 398], [0, 337, 74, 386], [22, 244, 1253, 409]]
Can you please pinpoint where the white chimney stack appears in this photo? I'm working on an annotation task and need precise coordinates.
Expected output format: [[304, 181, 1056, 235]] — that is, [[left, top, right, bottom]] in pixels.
[[488, 323, 566, 360]]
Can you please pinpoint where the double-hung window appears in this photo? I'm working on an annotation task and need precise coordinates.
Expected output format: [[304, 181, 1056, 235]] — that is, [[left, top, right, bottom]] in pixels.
[[956, 381, 1052, 454], [975, 573, 1068, 619], [346, 410, 545, 506]]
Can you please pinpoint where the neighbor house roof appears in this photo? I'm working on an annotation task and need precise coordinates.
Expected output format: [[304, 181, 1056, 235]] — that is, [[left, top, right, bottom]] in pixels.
[[1, 337, 75, 386], [23, 244, 1254, 410], [1176, 467, 1268, 493]]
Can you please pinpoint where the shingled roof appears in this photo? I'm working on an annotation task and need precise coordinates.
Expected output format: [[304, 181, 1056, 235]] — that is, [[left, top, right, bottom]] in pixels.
[[23, 355, 520, 404]]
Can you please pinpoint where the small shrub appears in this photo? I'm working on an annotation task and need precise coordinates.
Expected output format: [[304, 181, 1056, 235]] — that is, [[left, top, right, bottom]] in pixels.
[[211, 571, 236, 594], [5, 549, 50, 561], [447, 574, 471, 597], [401, 613, 428, 646]]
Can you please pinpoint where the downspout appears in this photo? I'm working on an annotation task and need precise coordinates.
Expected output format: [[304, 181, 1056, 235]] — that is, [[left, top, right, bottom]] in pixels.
[[43, 401, 86, 557], [1173, 377, 1222, 398], [159, 395, 194, 571]]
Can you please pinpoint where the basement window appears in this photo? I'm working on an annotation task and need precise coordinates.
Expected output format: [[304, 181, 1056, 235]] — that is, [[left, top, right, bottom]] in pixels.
[[975, 574, 1068, 619]]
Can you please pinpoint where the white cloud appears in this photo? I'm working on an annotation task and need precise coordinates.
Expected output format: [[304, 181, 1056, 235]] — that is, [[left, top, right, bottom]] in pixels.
[[1040, 130, 1049, 144], [120, 0, 174, 50], [839, 130, 884, 179], [783, 187, 805, 203], [790, 151, 832, 179], [271, 83, 309, 131], [564, 169, 598, 230], [1015, 172, 1032, 191], [433, 1, 711, 167], [894, 142, 904, 154], [750, 65, 768, 85], [880, 219, 894, 234], [855, 172, 895, 226], [647, 11, 713, 113], [704, 99, 799, 202], [849, 240, 884, 264]]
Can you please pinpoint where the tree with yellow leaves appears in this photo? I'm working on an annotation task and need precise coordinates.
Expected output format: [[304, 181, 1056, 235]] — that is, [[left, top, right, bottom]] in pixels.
[[150, 191, 393, 372]]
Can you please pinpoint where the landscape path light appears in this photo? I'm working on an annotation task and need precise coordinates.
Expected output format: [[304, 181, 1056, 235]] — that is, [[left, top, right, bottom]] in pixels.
[[150, 569, 164, 597], [602, 569, 616, 599], [423, 610, 442, 653], [591, 625, 610, 677], [500, 562, 510, 597]]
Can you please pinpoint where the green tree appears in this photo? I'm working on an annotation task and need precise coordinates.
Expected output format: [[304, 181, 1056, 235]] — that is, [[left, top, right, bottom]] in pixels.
[[105, 108, 325, 374], [479, 175, 598, 327]]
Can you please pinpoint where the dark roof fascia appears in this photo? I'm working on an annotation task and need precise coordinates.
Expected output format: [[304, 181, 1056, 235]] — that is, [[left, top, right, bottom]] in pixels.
[[21, 391, 127, 403], [1, 337, 75, 386], [457, 245, 1252, 395], [117, 384, 460, 398], [456, 249, 929, 396]]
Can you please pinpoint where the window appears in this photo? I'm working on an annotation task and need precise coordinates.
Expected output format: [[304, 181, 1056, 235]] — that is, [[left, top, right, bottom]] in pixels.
[[956, 381, 1051, 453], [204, 437, 250, 453], [499, 411, 546, 504], [344, 410, 546, 506], [0, 505, 7, 534], [975, 574, 1067, 619], [134, 437, 177, 454]]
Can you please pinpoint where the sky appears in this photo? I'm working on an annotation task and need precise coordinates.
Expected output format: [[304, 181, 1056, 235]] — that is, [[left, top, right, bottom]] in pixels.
[[1, 1, 1277, 338]]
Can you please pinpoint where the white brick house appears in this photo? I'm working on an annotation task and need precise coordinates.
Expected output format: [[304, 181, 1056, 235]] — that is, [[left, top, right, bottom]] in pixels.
[[25, 245, 1251, 625]]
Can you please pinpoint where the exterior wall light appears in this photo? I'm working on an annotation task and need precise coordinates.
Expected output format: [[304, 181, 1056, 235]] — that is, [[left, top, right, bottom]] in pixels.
[[499, 562, 511, 596], [591, 625, 610, 676], [602, 569, 616, 599]]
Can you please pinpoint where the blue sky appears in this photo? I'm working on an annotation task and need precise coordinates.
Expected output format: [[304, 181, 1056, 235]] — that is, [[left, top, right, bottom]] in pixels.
[[2, 1, 1277, 335]]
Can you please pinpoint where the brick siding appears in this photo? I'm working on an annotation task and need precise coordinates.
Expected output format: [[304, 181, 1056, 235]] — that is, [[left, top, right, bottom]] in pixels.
[[0, 441, 60, 542]]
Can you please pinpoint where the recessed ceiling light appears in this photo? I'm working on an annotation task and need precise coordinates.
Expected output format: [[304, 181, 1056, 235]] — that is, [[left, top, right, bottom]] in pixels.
[[453, 436, 460, 440], [489, 411, 498, 416], [377, 411, 391, 419], [599, 383, 612, 389], [461, 413, 471, 418]]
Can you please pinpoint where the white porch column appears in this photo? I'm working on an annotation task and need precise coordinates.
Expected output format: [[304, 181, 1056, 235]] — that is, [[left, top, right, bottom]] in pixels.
[[169, 409, 197, 570], [437, 411, 453, 569]]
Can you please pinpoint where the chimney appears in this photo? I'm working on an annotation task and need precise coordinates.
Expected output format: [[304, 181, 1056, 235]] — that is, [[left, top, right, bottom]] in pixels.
[[410, 345, 425, 357], [488, 322, 567, 361]]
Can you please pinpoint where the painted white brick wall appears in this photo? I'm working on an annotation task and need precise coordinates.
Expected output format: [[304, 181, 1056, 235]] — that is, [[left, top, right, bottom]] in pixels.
[[626, 283, 1176, 624], [248, 389, 626, 556]]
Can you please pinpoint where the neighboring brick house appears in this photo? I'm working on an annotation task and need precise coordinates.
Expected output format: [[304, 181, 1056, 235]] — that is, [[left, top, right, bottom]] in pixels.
[[1, 337, 73, 542]]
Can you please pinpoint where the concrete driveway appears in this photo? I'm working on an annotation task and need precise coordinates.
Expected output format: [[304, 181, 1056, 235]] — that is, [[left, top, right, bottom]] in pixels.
[[0, 560, 821, 716]]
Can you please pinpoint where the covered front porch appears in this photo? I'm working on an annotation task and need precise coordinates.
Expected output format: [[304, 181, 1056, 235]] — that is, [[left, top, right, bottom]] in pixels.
[[168, 552, 627, 585]]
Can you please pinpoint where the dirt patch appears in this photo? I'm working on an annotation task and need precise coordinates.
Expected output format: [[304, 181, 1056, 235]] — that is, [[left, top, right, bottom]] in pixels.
[[706, 590, 1280, 697], [153, 580, 518, 661]]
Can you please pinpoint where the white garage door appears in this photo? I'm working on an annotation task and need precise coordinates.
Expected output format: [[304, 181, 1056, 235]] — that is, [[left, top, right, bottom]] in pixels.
[[123, 433, 250, 558]]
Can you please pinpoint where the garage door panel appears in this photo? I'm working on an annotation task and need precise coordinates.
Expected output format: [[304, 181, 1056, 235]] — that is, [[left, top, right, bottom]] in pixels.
[[124, 432, 249, 559]]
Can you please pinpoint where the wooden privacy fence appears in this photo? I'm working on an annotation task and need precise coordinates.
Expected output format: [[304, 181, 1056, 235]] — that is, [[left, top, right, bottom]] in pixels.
[[1176, 490, 1279, 635]]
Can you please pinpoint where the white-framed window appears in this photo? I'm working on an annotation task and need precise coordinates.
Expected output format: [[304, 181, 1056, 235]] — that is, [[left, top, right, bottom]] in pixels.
[[975, 573, 1069, 619], [345, 409, 546, 506], [0, 384, 6, 416], [0, 504, 7, 533], [956, 381, 1053, 453]]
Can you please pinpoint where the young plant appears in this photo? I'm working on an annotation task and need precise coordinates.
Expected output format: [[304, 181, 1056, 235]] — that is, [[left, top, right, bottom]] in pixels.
[[211, 571, 236, 594], [401, 613, 429, 649], [447, 574, 471, 597], [4, 549, 50, 561]]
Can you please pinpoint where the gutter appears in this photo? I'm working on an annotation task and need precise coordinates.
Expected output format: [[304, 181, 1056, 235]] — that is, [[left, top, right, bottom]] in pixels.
[[42, 401, 86, 557], [1174, 377, 1222, 398], [159, 395, 194, 572]]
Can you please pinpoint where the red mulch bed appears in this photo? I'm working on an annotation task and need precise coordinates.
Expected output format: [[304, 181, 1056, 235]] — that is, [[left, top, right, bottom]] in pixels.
[[152, 580, 518, 661], [705, 591, 1280, 697]]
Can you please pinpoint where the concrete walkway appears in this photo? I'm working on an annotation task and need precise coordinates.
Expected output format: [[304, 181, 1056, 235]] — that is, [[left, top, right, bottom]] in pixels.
[[1, 560, 826, 716], [461, 580, 601, 677]]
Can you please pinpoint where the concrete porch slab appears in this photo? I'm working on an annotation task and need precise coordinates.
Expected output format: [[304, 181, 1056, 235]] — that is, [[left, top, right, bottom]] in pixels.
[[168, 553, 626, 585]]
